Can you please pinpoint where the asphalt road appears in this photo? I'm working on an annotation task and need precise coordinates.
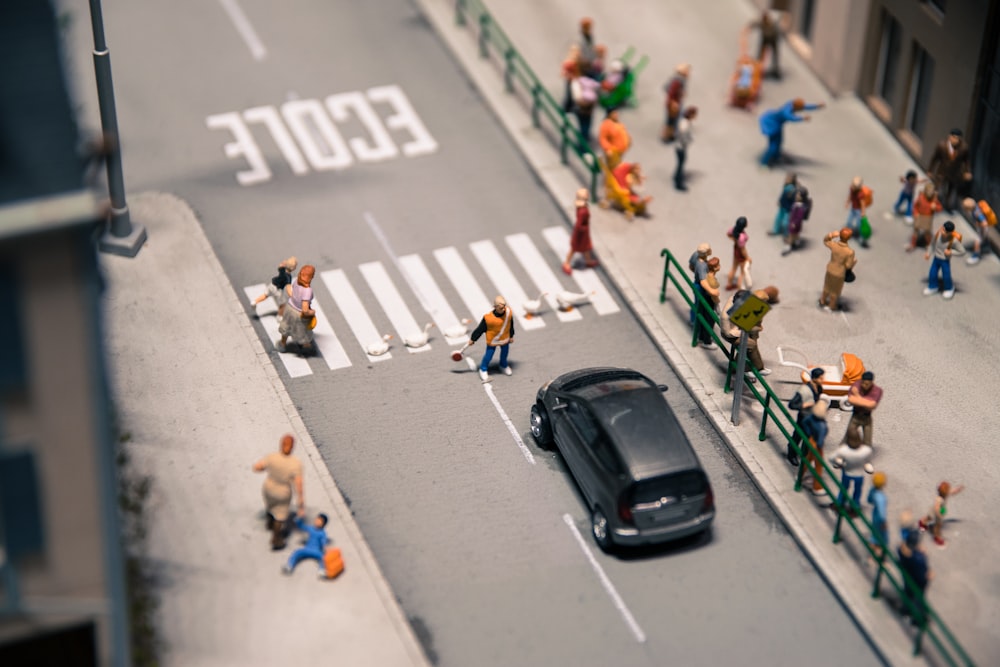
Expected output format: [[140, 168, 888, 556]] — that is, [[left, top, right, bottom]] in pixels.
[[61, 0, 881, 664]]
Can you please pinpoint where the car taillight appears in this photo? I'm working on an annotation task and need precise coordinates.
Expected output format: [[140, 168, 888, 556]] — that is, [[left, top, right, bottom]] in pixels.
[[618, 494, 634, 524], [701, 485, 714, 512]]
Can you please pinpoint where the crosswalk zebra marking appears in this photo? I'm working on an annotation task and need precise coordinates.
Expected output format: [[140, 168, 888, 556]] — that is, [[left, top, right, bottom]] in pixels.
[[541, 227, 620, 315], [399, 254, 469, 345], [309, 300, 352, 370], [434, 246, 492, 323], [505, 232, 582, 322], [359, 261, 431, 353], [243, 284, 313, 377], [470, 239, 545, 331], [320, 269, 393, 362]]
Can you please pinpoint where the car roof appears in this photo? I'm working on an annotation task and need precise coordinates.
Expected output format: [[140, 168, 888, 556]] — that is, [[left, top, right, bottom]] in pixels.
[[568, 378, 699, 479]]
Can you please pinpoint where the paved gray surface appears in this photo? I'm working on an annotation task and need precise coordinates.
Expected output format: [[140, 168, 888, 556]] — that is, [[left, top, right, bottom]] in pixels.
[[417, 0, 1000, 664]]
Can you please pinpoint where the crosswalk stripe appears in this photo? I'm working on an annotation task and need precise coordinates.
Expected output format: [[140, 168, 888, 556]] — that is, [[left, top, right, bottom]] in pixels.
[[309, 300, 352, 370], [469, 239, 545, 331], [399, 254, 469, 345], [505, 233, 582, 322], [319, 269, 393, 362], [434, 246, 492, 322], [243, 284, 314, 377], [541, 227, 620, 315], [359, 261, 431, 353]]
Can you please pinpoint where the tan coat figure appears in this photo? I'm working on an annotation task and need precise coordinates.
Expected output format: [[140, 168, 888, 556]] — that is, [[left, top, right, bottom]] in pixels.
[[819, 228, 857, 312], [253, 434, 305, 550]]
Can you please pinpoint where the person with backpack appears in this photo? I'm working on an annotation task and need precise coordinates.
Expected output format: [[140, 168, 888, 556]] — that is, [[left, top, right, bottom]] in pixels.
[[962, 197, 997, 265], [769, 172, 797, 236], [845, 177, 873, 248], [782, 185, 811, 255], [787, 367, 824, 467]]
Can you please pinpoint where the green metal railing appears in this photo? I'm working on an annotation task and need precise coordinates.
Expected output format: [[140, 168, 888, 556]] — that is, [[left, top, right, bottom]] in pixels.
[[660, 248, 974, 666], [454, 0, 600, 200]]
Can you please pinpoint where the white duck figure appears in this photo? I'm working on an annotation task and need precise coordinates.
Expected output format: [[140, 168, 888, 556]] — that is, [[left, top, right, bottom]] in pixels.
[[403, 322, 435, 348], [523, 292, 547, 318], [443, 318, 472, 339], [556, 290, 596, 311], [366, 334, 393, 356]]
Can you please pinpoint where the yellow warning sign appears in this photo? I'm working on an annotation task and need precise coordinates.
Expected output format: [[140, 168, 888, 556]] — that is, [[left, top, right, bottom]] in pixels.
[[728, 293, 770, 332]]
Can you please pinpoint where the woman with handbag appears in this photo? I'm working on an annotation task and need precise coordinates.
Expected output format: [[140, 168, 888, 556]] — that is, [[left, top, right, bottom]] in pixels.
[[819, 228, 857, 312], [725, 216, 752, 290], [278, 264, 317, 355]]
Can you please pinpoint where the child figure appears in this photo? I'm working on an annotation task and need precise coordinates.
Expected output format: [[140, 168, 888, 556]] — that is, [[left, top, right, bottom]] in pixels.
[[907, 183, 943, 251], [251, 256, 298, 317], [782, 185, 811, 255], [894, 170, 923, 223], [563, 189, 598, 273], [845, 177, 872, 247], [770, 172, 798, 236], [282, 512, 331, 578], [919, 481, 964, 547], [725, 216, 752, 290], [867, 471, 889, 558], [962, 197, 995, 265]]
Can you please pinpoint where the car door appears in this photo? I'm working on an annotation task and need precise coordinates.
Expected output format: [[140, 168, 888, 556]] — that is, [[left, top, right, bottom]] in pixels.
[[559, 399, 606, 507]]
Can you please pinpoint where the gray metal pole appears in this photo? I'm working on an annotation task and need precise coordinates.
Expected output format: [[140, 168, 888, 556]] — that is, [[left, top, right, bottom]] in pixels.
[[730, 331, 749, 425], [90, 0, 147, 257]]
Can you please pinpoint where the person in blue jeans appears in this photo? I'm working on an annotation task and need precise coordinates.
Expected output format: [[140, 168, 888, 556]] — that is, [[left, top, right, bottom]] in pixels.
[[923, 221, 965, 299], [893, 170, 921, 222], [828, 440, 874, 516], [758, 98, 825, 168], [469, 296, 515, 381], [282, 513, 329, 577]]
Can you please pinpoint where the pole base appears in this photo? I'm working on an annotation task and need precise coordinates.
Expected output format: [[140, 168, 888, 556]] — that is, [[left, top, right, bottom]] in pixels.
[[99, 222, 147, 257]]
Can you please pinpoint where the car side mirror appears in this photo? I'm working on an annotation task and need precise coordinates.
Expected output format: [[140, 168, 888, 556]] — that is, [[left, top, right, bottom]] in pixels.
[[657, 384, 669, 392], [551, 403, 568, 412]]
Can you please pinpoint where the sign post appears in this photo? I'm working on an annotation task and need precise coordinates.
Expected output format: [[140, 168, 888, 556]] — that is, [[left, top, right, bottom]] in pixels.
[[727, 292, 770, 425]]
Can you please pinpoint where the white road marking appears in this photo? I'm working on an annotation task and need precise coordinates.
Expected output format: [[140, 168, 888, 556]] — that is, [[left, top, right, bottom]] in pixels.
[[470, 240, 545, 331], [506, 233, 581, 322], [218, 0, 267, 61], [399, 254, 468, 345], [243, 106, 309, 175], [542, 227, 620, 315], [562, 514, 647, 644], [435, 246, 492, 321], [243, 284, 312, 377], [320, 269, 392, 362], [483, 383, 534, 464], [309, 300, 352, 370], [359, 261, 431, 353]]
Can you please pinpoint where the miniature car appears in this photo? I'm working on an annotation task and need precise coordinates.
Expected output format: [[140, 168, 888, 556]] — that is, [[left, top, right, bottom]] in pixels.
[[528, 367, 714, 552], [776, 347, 865, 409]]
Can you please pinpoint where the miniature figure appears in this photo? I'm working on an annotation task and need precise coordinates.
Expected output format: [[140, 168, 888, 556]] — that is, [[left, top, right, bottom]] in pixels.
[[770, 172, 798, 236], [569, 67, 601, 143], [560, 44, 582, 112], [829, 439, 874, 516], [819, 228, 857, 312], [695, 257, 721, 349], [688, 242, 712, 325], [252, 434, 305, 551], [250, 256, 297, 317], [719, 286, 779, 375], [845, 177, 873, 247], [758, 98, 825, 168], [282, 513, 330, 579], [927, 128, 972, 212], [919, 481, 965, 547], [469, 295, 515, 381], [278, 264, 317, 355], [867, 471, 889, 558], [803, 392, 832, 497], [661, 63, 691, 143], [923, 220, 965, 299], [897, 527, 932, 626], [673, 106, 698, 191], [576, 17, 600, 78], [605, 162, 652, 220], [787, 366, 824, 467], [844, 371, 881, 447], [962, 197, 996, 265], [725, 216, 752, 290], [563, 188, 598, 274], [906, 183, 942, 252], [729, 28, 763, 112], [744, 10, 784, 79], [782, 185, 811, 255], [893, 170, 923, 223], [598, 107, 630, 170]]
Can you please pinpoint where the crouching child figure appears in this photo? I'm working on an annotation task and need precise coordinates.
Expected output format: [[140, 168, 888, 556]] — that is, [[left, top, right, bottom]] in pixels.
[[283, 512, 340, 579]]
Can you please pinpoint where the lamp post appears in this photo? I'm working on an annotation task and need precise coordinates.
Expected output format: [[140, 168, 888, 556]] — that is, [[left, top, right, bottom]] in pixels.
[[89, 0, 146, 257]]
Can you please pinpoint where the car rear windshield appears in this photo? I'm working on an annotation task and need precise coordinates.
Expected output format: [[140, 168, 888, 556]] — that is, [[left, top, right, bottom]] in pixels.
[[632, 471, 707, 503]]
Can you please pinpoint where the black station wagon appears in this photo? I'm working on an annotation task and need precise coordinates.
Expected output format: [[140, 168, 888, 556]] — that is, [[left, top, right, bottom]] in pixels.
[[529, 367, 714, 552]]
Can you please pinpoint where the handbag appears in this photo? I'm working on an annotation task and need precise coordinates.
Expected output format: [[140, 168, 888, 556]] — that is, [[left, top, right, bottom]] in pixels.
[[845, 268, 856, 283], [859, 216, 872, 240]]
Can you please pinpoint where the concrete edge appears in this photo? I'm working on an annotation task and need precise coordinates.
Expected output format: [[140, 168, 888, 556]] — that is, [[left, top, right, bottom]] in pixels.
[[413, 1, 927, 665], [167, 191, 432, 667]]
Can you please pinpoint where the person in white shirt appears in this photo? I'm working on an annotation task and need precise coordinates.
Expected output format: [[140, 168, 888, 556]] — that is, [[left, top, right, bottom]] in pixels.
[[673, 107, 698, 191]]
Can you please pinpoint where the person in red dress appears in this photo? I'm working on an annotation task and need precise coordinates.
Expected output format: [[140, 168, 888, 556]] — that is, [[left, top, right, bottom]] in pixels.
[[563, 188, 599, 274]]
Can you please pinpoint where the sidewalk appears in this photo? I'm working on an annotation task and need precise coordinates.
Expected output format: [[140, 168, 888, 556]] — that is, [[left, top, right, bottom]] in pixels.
[[101, 193, 429, 667], [417, 0, 998, 664]]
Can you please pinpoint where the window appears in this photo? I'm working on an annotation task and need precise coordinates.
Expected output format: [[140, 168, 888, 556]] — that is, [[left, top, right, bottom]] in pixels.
[[874, 12, 902, 104], [906, 44, 936, 139], [799, 0, 816, 42]]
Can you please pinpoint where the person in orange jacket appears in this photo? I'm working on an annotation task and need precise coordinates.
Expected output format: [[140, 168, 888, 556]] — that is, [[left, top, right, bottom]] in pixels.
[[598, 108, 630, 170]]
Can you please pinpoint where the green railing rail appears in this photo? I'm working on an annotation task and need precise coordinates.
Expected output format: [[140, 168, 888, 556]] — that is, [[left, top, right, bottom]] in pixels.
[[659, 248, 975, 666], [454, 0, 600, 201]]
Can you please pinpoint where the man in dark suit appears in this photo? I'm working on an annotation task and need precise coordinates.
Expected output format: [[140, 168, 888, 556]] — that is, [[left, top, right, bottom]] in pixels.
[[927, 128, 972, 212]]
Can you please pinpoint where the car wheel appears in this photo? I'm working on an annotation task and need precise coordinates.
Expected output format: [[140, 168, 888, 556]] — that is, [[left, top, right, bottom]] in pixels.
[[529, 403, 553, 448], [591, 508, 614, 553]]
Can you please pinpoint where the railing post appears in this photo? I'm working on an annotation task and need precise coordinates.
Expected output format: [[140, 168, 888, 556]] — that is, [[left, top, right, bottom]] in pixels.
[[478, 13, 490, 58], [871, 554, 885, 598], [559, 124, 569, 165], [530, 85, 541, 127], [503, 49, 515, 92], [758, 392, 772, 440], [832, 505, 844, 543], [455, 0, 466, 25]]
